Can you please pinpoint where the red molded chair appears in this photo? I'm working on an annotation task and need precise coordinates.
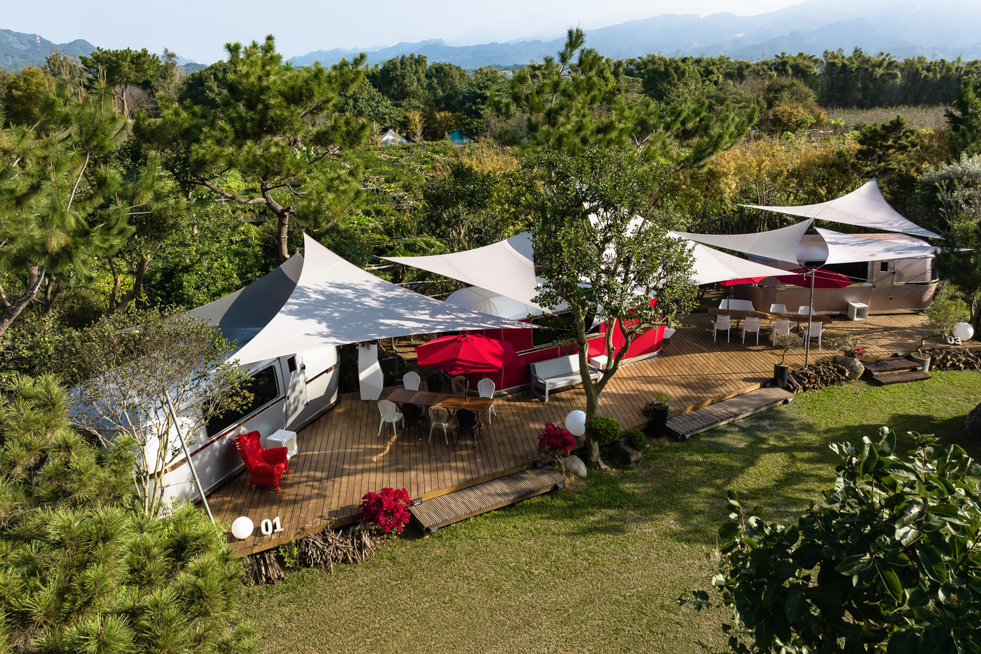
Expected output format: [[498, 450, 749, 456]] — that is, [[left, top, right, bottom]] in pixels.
[[236, 431, 290, 491]]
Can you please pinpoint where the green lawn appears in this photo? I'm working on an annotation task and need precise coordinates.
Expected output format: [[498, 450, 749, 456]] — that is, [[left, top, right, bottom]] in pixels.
[[243, 371, 981, 653]]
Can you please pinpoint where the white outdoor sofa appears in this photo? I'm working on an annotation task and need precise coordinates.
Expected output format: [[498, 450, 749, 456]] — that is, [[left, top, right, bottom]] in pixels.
[[530, 354, 600, 402]]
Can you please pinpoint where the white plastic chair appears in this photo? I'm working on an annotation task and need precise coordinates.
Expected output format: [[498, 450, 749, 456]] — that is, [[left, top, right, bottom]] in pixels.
[[451, 375, 469, 397], [719, 299, 729, 310], [377, 400, 403, 439], [797, 305, 816, 316], [769, 303, 787, 314], [402, 371, 421, 391], [712, 315, 731, 342], [428, 405, 452, 444], [771, 319, 791, 345], [803, 321, 825, 349], [477, 378, 496, 425], [742, 317, 761, 345]]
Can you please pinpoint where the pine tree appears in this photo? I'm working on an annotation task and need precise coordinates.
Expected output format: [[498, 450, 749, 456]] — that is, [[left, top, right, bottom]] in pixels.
[[947, 77, 981, 158]]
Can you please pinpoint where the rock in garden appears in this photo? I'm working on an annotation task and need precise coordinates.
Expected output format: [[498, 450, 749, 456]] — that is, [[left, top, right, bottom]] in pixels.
[[964, 402, 981, 440], [564, 455, 587, 478], [611, 438, 643, 469]]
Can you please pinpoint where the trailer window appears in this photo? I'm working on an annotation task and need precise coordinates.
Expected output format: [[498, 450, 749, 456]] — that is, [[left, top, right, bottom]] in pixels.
[[206, 366, 280, 437]]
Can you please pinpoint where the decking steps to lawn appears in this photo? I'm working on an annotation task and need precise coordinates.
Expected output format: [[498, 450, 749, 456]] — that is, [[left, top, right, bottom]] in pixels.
[[408, 467, 566, 533], [864, 357, 932, 386], [666, 387, 795, 440]]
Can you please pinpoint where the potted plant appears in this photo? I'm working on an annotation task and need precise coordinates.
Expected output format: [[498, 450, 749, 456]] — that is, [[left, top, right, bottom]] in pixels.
[[832, 335, 866, 380], [772, 331, 803, 389], [641, 392, 671, 436]]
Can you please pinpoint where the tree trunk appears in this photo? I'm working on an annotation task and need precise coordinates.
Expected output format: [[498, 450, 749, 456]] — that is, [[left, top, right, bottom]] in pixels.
[[262, 185, 293, 263], [114, 255, 151, 313], [573, 307, 607, 468], [0, 264, 45, 339]]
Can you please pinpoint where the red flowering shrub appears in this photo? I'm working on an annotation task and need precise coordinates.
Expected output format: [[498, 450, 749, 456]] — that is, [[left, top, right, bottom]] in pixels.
[[359, 487, 412, 534], [538, 423, 577, 458]]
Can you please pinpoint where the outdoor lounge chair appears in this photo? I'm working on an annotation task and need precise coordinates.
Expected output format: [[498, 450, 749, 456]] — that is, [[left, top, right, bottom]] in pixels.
[[236, 431, 290, 491], [803, 321, 825, 349], [426, 373, 444, 393], [742, 317, 760, 345], [711, 315, 731, 342], [771, 319, 791, 345], [402, 371, 421, 391], [377, 400, 403, 439], [456, 409, 481, 443], [428, 406, 452, 444], [477, 378, 496, 424], [401, 403, 427, 438]]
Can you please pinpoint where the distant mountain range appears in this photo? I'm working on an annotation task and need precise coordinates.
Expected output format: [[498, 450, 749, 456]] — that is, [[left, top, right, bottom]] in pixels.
[[5, 0, 981, 75], [0, 28, 205, 73], [290, 0, 981, 68], [0, 29, 95, 70]]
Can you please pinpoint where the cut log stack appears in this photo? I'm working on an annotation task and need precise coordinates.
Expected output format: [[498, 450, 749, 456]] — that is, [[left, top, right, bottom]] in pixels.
[[243, 523, 379, 585], [918, 347, 981, 371], [785, 361, 849, 393]]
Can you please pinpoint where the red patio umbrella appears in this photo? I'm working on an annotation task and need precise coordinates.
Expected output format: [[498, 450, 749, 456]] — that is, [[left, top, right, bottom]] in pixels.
[[774, 267, 854, 289], [720, 276, 771, 286], [415, 334, 518, 376]]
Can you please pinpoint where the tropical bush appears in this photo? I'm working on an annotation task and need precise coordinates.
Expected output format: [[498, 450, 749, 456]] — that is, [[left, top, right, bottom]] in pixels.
[[359, 487, 412, 534], [622, 428, 649, 452], [584, 416, 621, 446]]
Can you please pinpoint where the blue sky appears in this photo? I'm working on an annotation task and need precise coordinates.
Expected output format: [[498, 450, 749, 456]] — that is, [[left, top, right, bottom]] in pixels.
[[8, 0, 803, 63]]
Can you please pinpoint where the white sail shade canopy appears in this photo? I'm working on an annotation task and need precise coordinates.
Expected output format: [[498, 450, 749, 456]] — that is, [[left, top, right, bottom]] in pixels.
[[742, 180, 941, 239], [230, 235, 529, 366], [671, 220, 813, 266], [816, 228, 939, 265], [687, 242, 793, 285], [382, 232, 543, 310]]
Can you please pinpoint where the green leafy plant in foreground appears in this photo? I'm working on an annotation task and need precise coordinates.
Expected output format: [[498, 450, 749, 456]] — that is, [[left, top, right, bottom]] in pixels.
[[680, 427, 981, 653]]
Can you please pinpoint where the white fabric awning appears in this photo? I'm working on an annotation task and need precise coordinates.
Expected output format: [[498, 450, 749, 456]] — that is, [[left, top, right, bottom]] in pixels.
[[671, 220, 813, 266], [231, 235, 529, 365], [743, 180, 941, 239], [688, 242, 792, 285], [817, 228, 939, 265], [381, 232, 543, 309]]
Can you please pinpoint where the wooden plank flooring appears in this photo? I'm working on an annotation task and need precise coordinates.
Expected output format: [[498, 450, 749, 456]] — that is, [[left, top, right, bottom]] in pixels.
[[666, 387, 794, 440], [209, 311, 934, 556]]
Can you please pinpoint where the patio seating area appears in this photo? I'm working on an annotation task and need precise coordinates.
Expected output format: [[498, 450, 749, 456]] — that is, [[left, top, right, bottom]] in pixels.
[[209, 311, 933, 557]]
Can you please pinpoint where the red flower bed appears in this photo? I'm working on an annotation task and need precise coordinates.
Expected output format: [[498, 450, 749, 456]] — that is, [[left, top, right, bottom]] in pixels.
[[359, 487, 412, 534], [538, 423, 577, 458]]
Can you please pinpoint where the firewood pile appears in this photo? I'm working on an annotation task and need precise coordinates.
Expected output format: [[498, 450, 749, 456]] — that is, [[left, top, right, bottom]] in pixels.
[[785, 361, 849, 393], [292, 523, 378, 572], [917, 347, 981, 371], [243, 523, 379, 585], [243, 550, 285, 586]]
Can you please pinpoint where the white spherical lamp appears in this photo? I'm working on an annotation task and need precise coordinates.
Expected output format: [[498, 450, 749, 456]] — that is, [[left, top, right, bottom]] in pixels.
[[953, 322, 974, 342], [565, 410, 587, 437], [230, 516, 254, 540]]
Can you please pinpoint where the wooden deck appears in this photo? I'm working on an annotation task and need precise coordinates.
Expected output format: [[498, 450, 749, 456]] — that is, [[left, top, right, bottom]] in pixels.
[[209, 311, 933, 556]]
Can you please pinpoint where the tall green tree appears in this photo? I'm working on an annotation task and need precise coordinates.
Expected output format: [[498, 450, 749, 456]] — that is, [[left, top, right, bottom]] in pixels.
[[137, 36, 370, 261], [947, 77, 981, 158], [79, 47, 164, 117], [527, 147, 696, 467], [681, 427, 981, 653], [0, 81, 130, 338]]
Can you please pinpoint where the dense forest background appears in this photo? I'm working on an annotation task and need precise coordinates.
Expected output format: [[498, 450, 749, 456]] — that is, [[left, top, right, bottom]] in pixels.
[[2, 38, 981, 381]]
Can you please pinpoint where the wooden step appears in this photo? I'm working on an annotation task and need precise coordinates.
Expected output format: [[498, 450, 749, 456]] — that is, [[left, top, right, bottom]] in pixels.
[[666, 387, 794, 441], [871, 370, 932, 386], [409, 467, 566, 533], [864, 357, 920, 375]]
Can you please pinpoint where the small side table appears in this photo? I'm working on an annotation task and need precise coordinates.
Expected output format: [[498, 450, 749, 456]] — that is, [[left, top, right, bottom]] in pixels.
[[588, 354, 610, 370], [264, 429, 298, 459], [846, 302, 869, 321]]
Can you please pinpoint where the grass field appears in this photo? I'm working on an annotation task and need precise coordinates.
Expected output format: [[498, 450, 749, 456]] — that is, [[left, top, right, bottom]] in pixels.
[[825, 105, 949, 131], [243, 371, 981, 653]]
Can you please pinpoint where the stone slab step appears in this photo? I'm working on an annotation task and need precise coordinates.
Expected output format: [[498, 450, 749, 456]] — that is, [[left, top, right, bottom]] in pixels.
[[408, 467, 565, 533], [666, 387, 794, 441], [870, 370, 932, 386]]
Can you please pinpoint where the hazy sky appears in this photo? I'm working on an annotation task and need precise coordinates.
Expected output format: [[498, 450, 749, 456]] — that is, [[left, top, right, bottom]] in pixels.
[[7, 0, 805, 63]]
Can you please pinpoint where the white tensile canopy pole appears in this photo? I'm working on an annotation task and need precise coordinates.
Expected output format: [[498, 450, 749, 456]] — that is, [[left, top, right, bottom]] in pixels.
[[805, 269, 815, 369]]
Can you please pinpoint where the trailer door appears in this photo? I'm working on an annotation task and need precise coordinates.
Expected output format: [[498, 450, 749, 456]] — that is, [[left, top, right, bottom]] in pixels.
[[285, 354, 308, 426]]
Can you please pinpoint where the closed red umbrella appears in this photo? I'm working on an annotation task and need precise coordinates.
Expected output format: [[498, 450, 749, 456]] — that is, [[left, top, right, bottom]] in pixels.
[[415, 334, 518, 376], [774, 267, 854, 289]]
